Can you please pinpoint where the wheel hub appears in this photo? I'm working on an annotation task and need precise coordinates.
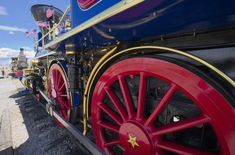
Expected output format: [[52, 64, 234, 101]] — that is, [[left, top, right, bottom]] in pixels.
[[119, 122, 153, 155], [51, 87, 57, 98]]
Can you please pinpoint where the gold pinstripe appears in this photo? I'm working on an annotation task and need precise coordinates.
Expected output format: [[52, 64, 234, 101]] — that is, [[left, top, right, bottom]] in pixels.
[[83, 46, 235, 134], [36, 0, 144, 49]]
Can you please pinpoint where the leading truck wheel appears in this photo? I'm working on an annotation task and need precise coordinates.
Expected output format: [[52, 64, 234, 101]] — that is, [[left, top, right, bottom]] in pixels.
[[91, 57, 235, 155], [48, 63, 71, 122]]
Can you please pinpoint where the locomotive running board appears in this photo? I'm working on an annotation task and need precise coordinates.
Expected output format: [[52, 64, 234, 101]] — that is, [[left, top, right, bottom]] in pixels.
[[38, 89, 105, 155]]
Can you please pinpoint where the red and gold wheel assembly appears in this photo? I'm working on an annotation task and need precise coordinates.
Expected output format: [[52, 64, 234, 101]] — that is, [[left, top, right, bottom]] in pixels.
[[91, 57, 235, 155], [48, 63, 71, 121]]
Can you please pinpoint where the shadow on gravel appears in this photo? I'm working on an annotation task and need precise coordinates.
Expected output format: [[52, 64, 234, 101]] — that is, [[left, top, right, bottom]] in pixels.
[[0, 147, 13, 155], [4, 90, 91, 155], [9, 93, 23, 99]]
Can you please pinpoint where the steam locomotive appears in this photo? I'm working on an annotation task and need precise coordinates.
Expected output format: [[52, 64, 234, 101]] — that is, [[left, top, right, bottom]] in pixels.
[[11, 48, 28, 78], [27, 0, 235, 154]]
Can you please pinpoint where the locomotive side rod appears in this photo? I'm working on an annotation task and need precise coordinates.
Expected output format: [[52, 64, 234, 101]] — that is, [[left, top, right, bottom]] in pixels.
[[38, 89, 105, 155]]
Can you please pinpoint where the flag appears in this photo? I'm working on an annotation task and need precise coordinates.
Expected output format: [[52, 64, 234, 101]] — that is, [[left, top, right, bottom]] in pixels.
[[46, 8, 54, 18], [36, 21, 49, 27], [25, 31, 30, 37], [24, 29, 37, 37], [31, 29, 37, 35]]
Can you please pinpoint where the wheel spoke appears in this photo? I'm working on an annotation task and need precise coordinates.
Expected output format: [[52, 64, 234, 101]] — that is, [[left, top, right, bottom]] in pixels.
[[157, 141, 214, 155], [136, 72, 147, 120], [59, 109, 64, 117], [105, 86, 127, 121], [118, 75, 134, 119], [59, 82, 65, 91], [57, 73, 62, 87], [97, 121, 119, 133], [104, 140, 120, 147], [53, 70, 58, 88], [145, 84, 177, 126], [59, 98, 69, 109], [152, 115, 210, 137], [61, 110, 68, 120], [60, 94, 68, 97], [50, 74, 55, 87], [56, 70, 58, 80], [98, 102, 122, 125], [59, 110, 63, 118]]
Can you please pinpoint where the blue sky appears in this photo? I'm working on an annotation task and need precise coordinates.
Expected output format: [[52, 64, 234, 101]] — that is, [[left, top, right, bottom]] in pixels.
[[0, 0, 68, 65]]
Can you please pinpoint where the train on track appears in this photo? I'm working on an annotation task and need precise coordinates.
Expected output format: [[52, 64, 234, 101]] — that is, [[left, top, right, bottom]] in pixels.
[[25, 0, 235, 154], [10, 48, 28, 78]]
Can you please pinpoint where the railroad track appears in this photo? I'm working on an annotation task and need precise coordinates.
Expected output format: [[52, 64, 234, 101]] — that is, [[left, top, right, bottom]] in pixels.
[[12, 88, 93, 155]]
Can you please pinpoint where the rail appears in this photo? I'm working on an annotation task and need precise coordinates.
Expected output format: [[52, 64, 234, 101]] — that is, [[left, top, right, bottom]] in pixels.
[[38, 89, 105, 155]]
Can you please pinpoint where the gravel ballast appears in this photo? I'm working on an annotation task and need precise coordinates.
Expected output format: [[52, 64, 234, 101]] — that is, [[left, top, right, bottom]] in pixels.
[[0, 78, 91, 155]]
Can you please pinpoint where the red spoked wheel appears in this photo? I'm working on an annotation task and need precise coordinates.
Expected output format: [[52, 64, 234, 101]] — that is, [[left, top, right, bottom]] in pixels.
[[91, 57, 235, 155], [48, 63, 71, 121]]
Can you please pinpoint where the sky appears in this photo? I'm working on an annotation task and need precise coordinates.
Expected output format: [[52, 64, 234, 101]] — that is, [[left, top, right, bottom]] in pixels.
[[0, 0, 68, 66]]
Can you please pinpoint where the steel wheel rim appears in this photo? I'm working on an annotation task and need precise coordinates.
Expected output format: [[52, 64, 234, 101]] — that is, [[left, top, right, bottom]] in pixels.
[[48, 63, 71, 121], [91, 58, 235, 155]]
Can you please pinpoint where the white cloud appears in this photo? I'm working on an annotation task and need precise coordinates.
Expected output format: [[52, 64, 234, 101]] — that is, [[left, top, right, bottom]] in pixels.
[[0, 48, 18, 58], [0, 25, 27, 33], [21, 46, 33, 51], [0, 6, 7, 15], [0, 47, 35, 59], [22, 47, 35, 58], [9, 31, 15, 35]]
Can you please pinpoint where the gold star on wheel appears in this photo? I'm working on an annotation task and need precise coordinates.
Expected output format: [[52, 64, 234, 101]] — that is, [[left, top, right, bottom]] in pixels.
[[128, 134, 139, 148]]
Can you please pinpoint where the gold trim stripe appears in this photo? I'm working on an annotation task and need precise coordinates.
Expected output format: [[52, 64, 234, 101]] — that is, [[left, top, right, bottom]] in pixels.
[[42, 0, 144, 49], [83, 46, 235, 134], [65, 44, 75, 48], [83, 46, 117, 135], [66, 51, 76, 54]]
